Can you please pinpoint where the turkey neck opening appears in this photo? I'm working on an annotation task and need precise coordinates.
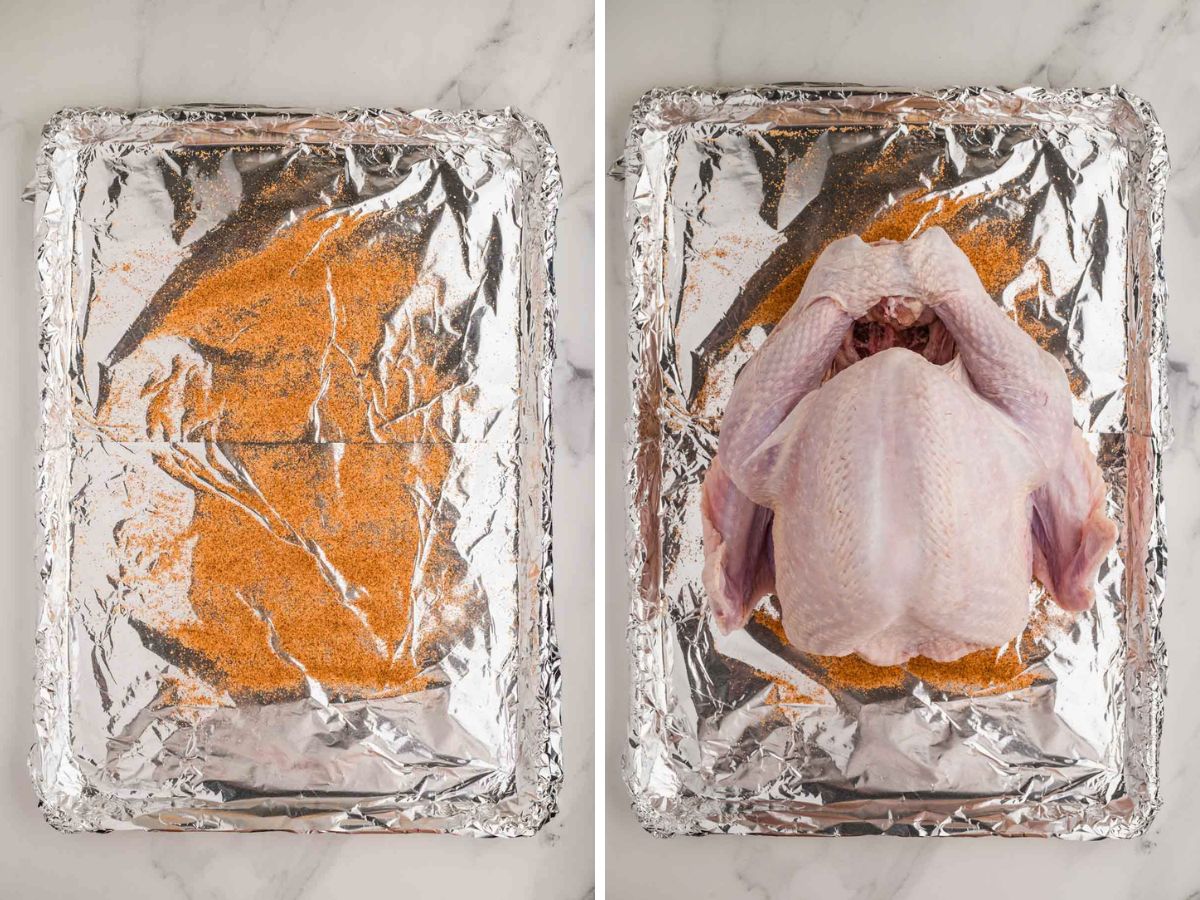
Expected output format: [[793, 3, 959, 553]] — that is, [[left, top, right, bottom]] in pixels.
[[826, 298, 957, 381]]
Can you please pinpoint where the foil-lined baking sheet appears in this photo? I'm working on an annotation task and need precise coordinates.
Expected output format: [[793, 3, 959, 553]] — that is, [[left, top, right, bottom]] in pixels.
[[33, 106, 561, 834], [622, 85, 1168, 838]]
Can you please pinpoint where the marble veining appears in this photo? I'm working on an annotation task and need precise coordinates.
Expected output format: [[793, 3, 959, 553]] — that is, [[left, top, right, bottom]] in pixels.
[[607, 0, 1200, 897], [0, 0, 593, 897]]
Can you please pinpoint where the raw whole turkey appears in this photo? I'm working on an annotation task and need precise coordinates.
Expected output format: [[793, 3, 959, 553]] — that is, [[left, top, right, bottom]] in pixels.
[[701, 228, 1118, 666]]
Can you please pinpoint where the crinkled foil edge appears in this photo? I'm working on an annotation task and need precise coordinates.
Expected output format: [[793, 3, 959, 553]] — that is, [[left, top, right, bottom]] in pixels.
[[621, 84, 1170, 839], [31, 105, 562, 835]]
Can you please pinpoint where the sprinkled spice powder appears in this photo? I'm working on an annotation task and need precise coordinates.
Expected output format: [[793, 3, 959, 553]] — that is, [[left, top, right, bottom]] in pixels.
[[755, 671, 816, 708], [103, 195, 473, 703], [96, 205, 459, 442], [131, 443, 461, 702], [750, 585, 1059, 697]]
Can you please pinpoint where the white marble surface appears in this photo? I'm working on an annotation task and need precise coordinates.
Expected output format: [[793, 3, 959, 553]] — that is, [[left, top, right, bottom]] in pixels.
[[606, 0, 1199, 897], [0, 0, 593, 897]]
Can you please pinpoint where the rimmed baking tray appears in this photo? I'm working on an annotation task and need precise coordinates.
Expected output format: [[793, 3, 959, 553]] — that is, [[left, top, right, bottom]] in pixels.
[[622, 84, 1168, 838], [33, 105, 561, 834]]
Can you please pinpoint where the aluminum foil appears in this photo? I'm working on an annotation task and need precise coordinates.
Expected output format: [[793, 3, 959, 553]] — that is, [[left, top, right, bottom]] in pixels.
[[621, 85, 1169, 838], [32, 105, 561, 834]]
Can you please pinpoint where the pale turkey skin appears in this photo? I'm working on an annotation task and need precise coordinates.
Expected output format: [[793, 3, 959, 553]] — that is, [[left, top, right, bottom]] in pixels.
[[701, 228, 1118, 665], [768, 349, 1039, 665]]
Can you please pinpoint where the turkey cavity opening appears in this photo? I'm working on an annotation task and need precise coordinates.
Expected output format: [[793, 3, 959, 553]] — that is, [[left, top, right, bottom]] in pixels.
[[827, 296, 957, 380]]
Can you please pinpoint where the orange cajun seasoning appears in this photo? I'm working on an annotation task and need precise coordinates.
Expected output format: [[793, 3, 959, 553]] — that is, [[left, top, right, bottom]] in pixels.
[[751, 596, 1054, 698], [114, 204, 468, 703], [148, 442, 457, 701]]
